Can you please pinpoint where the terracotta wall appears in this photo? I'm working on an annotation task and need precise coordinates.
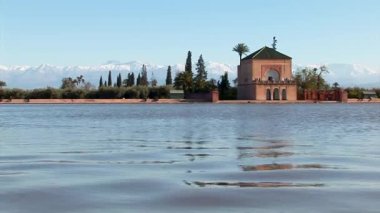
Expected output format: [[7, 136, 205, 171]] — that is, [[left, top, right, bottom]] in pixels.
[[255, 84, 297, 101], [237, 60, 253, 85], [303, 89, 348, 102], [252, 59, 292, 81], [237, 84, 254, 100], [186, 91, 219, 102]]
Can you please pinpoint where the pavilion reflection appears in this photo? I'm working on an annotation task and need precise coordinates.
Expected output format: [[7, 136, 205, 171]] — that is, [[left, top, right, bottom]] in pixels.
[[236, 138, 295, 159], [241, 163, 327, 171], [187, 181, 324, 188]]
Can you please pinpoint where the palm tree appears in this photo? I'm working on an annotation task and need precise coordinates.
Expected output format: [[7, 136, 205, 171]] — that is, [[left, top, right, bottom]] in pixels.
[[75, 75, 84, 86], [233, 43, 250, 61], [332, 82, 339, 89], [174, 71, 193, 96], [0, 80, 6, 88]]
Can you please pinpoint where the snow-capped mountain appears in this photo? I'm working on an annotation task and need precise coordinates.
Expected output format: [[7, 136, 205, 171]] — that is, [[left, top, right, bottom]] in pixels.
[[294, 64, 380, 88], [0, 61, 236, 89], [0, 61, 379, 89]]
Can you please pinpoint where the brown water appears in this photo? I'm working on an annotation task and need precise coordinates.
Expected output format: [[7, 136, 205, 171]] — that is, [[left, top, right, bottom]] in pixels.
[[0, 104, 380, 212]]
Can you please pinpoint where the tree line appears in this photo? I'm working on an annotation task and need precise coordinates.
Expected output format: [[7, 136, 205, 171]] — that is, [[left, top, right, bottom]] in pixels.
[[0, 86, 170, 100], [173, 51, 236, 99], [97, 64, 172, 89]]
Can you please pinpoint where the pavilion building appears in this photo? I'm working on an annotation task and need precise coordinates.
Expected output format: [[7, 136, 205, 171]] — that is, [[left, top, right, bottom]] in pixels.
[[237, 46, 297, 101]]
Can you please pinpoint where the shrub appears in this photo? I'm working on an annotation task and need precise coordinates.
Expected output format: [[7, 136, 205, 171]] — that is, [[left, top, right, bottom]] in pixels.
[[220, 87, 237, 100], [2, 89, 26, 99], [61, 89, 85, 99], [25, 88, 59, 99], [148, 87, 159, 99], [124, 87, 139, 99], [158, 86, 170, 98], [84, 90, 99, 99], [137, 86, 149, 99], [98, 87, 124, 99]]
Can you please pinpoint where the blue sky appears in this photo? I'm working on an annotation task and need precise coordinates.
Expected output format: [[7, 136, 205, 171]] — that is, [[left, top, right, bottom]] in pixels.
[[0, 0, 379, 68]]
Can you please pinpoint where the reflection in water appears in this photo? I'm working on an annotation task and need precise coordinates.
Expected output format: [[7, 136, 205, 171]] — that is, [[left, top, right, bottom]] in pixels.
[[238, 151, 294, 159], [184, 154, 210, 162], [237, 144, 291, 150], [255, 151, 294, 158], [1, 104, 380, 212], [188, 181, 324, 188], [241, 163, 329, 171], [236, 138, 295, 159]]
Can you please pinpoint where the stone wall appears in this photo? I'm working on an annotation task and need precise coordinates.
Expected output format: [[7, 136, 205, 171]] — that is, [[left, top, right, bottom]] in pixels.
[[186, 90, 219, 102], [303, 89, 348, 103]]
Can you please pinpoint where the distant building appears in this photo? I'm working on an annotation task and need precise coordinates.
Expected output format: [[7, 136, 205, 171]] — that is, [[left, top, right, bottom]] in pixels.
[[237, 46, 297, 101], [362, 91, 378, 99], [169, 89, 184, 99]]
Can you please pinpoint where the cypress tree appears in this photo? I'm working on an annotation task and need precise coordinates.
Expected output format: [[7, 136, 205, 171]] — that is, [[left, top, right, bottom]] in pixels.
[[127, 73, 131, 86], [184, 51, 193, 92], [218, 72, 231, 99], [140, 64, 148, 86], [104, 81, 107, 87], [185, 51, 192, 74], [136, 73, 141, 86], [99, 76, 103, 88], [151, 72, 157, 87], [131, 73, 135, 86], [166, 66, 172, 85], [108, 70, 112, 87], [123, 73, 130, 87], [194, 54, 207, 92], [117, 73, 122, 87]]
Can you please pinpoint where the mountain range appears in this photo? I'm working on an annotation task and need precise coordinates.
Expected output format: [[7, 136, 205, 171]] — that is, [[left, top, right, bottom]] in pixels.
[[0, 61, 379, 89]]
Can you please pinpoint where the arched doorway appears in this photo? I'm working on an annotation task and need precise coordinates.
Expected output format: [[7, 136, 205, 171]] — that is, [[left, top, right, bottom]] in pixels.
[[266, 89, 271, 100], [266, 70, 280, 82], [273, 88, 280, 100], [282, 89, 287, 100]]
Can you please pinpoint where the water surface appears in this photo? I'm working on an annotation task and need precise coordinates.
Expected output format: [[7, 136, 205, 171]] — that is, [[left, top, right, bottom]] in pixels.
[[1, 104, 380, 212]]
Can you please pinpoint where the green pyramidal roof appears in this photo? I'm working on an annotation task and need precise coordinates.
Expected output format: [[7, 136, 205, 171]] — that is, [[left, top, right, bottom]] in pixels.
[[242, 46, 292, 60]]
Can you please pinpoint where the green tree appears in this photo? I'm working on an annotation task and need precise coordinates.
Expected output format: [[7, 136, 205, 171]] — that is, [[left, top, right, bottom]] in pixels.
[[317, 65, 329, 91], [75, 75, 85, 86], [233, 43, 250, 61], [218, 72, 231, 99], [123, 73, 135, 87], [130, 73, 135, 86], [140, 65, 148, 86], [61, 77, 77, 89], [174, 71, 193, 95], [108, 70, 112, 87], [99, 76, 103, 88], [184, 51, 193, 91], [294, 66, 330, 99], [165, 66, 172, 85], [151, 72, 157, 87], [332, 82, 340, 89], [345, 87, 365, 99], [117, 73, 122, 87], [0, 80, 6, 88], [136, 73, 141, 86], [194, 54, 208, 92], [185, 51, 192, 74]]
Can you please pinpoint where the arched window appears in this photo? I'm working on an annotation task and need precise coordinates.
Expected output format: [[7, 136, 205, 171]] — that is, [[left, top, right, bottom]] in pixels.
[[266, 89, 271, 100], [266, 70, 280, 82], [273, 88, 280, 100], [282, 89, 287, 100]]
